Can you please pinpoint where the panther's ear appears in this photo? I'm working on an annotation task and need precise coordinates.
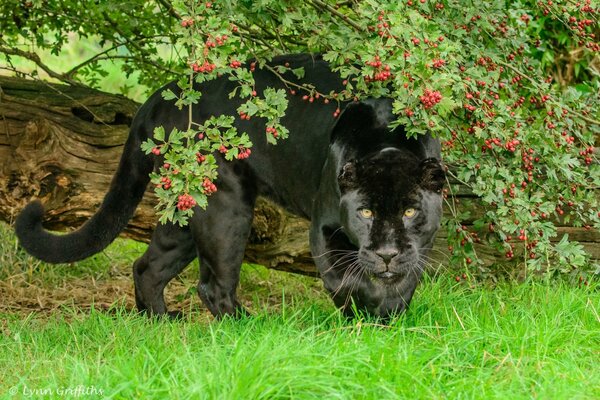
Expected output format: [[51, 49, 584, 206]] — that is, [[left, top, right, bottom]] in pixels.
[[338, 161, 357, 192], [420, 158, 445, 193]]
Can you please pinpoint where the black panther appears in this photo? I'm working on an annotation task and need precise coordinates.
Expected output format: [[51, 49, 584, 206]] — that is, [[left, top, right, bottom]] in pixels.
[[15, 54, 444, 319]]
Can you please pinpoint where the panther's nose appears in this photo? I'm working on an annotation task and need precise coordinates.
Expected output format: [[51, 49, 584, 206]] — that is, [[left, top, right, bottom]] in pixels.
[[376, 249, 399, 265]]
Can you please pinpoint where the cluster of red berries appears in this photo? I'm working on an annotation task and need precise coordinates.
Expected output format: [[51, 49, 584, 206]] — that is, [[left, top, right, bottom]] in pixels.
[[300, 92, 333, 105], [410, 36, 444, 49], [364, 55, 392, 82], [520, 147, 537, 181], [266, 126, 279, 138], [431, 59, 446, 69], [159, 176, 172, 190], [192, 61, 216, 73], [202, 178, 217, 195], [177, 194, 196, 211], [420, 89, 442, 109], [365, 56, 382, 68], [508, 96, 526, 111], [238, 111, 251, 120], [532, 94, 551, 104], [501, 183, 517, 198], [366, 11, 392, 38], [151, 147, 161, 156], [510, 74, 523, 86], [517, 229, 528, 241], [366, 67, 392, 82], [218, 145, 227, 154], [230, 60, 242, 69], [561, 131, 575, 145], [236, 147, 251, 160], [455, 273, 469, 282], [578, 146, 595, 165], [504, 138, 521, 152], [442, 130, 458, 149], [214, 35, 228, 46], [180, 19, 194, 28], [482, 137, 502, 151], [526, 239, 539, 259], [196, 152, 206, 163]]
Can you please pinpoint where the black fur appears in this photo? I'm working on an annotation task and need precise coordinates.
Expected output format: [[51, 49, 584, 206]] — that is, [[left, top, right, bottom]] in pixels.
[[15, 54, 444, 319]]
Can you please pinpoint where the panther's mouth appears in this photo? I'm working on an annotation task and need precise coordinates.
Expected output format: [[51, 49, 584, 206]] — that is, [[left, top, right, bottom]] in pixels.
[[372, 270, 405, 283]]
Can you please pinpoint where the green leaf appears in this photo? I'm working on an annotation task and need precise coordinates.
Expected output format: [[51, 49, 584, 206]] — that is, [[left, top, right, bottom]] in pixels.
[[153, 126, 165, 142], [161, 89, 177, 101], [141, 139, 157, 154]]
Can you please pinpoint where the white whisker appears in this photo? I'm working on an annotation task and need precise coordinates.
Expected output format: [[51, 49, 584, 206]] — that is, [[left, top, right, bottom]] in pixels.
[[312, 249, 357, 259], [321, 251, 359, 274]]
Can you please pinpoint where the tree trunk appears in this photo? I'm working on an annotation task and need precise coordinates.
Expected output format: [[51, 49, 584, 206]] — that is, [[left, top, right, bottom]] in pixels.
[[0, 77, 597, 276]]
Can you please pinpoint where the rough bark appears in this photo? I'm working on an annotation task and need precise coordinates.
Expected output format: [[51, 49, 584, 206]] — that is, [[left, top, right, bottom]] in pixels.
[[0, 76, 597, 277]]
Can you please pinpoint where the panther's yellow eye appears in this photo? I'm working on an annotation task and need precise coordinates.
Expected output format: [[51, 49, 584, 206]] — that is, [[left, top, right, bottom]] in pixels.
[[360, 209, 373, 219], [404, 208, 416, 218]]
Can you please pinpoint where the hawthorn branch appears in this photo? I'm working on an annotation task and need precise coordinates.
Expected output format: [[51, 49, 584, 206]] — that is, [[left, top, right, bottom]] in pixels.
[[307, 0, 364, 32], [499, 60, 600, 126], [235, 21, 305, 47]]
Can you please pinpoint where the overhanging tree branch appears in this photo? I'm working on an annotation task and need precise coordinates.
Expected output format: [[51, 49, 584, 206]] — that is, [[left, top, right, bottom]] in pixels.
[[0, 43, 82, 86]]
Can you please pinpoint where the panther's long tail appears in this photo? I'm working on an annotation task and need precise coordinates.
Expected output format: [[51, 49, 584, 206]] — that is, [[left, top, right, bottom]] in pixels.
[[14, 123, 154, 264]]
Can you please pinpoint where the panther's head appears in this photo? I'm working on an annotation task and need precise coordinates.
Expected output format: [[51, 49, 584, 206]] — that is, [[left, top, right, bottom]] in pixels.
[[325, 148, 444, 317], [337, 149, 445, 284]]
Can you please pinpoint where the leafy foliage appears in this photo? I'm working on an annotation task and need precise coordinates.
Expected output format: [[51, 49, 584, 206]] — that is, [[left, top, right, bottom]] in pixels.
[[1, 0, 598, 276]]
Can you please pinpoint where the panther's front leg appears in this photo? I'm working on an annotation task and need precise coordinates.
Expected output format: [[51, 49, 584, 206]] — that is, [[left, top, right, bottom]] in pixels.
[[310, 223, 371, 317]]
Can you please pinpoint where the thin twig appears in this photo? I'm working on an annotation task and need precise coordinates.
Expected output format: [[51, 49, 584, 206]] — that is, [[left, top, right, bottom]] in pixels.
[[308, 0, 364, 32], [101, 12, 179, 75], [156, 0, 181, 20], [64, 43, 125, 78]]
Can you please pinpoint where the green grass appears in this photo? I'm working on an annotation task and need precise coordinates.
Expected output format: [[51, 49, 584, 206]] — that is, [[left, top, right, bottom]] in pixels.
[[1, 279, 599, 399], [1, 223, 599, 399]]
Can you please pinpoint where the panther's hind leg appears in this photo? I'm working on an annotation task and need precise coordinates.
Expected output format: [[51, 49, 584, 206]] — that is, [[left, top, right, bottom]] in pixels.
[[189, 163, 257, 319], [133, 222, 196, 317]]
